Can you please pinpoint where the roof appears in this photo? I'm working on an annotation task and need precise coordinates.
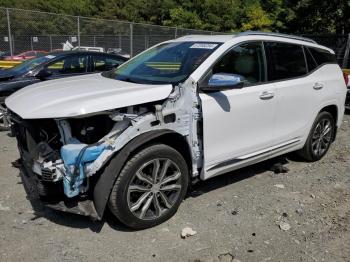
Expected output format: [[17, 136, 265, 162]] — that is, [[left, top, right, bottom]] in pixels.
[[174, 32, 333, 53], [44, 50, 128, 60]]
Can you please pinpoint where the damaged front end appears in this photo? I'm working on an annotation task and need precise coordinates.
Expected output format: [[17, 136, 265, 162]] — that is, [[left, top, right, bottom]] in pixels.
[[9, 82, 201, 220]]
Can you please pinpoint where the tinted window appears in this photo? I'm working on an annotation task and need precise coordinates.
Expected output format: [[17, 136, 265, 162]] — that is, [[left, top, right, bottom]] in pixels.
[[92, 55, 124, 72], [47, 55, 88, 74], [266, 42, 307, 81], [307, 47, 336, 65], [24, 51, 36, 56], [304, 47, 318, 72], [212, 42, 266, 85]]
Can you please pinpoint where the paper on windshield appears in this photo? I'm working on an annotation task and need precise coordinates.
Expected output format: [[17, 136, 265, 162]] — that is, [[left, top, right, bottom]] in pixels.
[[190, 43, 218, 49]]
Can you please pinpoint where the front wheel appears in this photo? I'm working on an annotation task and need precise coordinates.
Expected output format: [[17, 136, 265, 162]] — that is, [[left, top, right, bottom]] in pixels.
[[108, 144, 189, 229], [298, 111, 335, 162], [0, 101, 11, 131]]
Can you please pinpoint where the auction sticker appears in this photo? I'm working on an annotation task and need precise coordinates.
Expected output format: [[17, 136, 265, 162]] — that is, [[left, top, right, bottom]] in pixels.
[[190, 43, 218, 49]]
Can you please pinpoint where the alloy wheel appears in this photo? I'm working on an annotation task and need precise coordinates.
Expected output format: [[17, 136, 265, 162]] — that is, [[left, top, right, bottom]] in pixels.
[[127, 158, 182, 220], [311, 118, 332, 157]]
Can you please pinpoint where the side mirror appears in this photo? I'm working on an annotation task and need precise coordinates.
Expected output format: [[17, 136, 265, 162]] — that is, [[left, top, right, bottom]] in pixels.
[[35, 68, 52, 79], [200, 73, 244, 92]]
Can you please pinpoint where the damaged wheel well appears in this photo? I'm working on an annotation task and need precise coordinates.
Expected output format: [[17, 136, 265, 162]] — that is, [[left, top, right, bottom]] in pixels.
[[144, 133, 193, 175], [92, 130, 193, 218]]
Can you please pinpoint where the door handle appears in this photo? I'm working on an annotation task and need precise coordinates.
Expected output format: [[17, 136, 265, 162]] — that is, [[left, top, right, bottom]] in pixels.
[[313, 82, 324, 90], [260, 91, 274, 100]]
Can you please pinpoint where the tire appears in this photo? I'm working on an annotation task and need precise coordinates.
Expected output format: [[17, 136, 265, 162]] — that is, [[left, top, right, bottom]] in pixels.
[[0, 100, 11, 132], [298, 111, 335, 162], [108, 144, 189, 229]]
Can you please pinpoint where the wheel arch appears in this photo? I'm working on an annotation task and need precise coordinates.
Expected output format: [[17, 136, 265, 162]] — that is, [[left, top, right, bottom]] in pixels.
[[92, 129, 192, 219]]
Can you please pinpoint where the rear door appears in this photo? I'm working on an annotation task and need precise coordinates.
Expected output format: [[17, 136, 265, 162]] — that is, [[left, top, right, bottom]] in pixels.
[[265, 42, 324, 146], [200, 42, 277, 179]]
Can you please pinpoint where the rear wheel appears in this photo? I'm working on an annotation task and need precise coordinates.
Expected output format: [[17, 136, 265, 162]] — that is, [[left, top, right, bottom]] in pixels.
[[298, 111, 335, 162], [108, 144, 189, 229]]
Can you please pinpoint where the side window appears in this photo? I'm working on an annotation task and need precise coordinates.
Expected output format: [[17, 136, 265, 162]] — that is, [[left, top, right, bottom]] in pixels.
[[304, 47, 318, 72], [24, 51, 36, 56], [47, 55, 88, 75], [265, 42, 307, 81], [307, 47, 336, 65], [92, 55, 123, 72], [212, 42, 266, 85]]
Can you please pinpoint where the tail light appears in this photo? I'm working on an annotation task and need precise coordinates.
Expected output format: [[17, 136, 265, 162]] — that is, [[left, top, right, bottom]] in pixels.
[[343, 72, 349, 87]]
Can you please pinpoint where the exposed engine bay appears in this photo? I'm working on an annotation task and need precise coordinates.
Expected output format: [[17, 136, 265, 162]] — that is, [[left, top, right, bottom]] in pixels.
[[10, 83, 202, 218]]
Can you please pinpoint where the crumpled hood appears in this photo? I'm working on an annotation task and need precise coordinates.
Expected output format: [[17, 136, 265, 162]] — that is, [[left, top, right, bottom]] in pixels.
[[6, 73, 173, 119]]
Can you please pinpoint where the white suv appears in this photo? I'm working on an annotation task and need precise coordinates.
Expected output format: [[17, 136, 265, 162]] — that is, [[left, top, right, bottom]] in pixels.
[[6, 32, 347, 229]]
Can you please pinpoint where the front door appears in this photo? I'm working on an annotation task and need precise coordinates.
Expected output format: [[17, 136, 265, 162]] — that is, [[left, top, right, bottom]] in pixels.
[[199, 42, 277, 179]]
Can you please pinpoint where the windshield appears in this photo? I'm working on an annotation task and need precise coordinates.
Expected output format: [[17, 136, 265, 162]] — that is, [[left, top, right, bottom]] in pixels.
[[103, 41, 221, 84], [10, 55, 53, 75]]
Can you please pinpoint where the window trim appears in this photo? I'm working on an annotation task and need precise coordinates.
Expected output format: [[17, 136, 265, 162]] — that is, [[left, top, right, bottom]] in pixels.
[[198, 40, 338, 91]]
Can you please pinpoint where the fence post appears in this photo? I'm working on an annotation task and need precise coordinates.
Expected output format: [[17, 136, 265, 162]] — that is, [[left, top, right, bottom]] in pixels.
[[30, 37, 33, 51], [342, 33, 350, 69], [6, 8, 13, 56], [77, 16, 81, 48], [49, 35, 53, 51], [130, 23, 133, 57], [174, 27, 178, 39]]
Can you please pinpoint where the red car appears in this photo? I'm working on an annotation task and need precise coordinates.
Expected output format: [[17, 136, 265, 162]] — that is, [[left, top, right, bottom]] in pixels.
[[3, 50, 48, 61]]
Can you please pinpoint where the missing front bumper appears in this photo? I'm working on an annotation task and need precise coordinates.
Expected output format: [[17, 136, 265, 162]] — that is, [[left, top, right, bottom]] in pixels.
[[20, 164, 101, 220]]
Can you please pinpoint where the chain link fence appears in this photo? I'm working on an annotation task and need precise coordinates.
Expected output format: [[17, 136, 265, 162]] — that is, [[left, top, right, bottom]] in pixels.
[[0, 7, 222, 58], [1, 7, 350, 68]]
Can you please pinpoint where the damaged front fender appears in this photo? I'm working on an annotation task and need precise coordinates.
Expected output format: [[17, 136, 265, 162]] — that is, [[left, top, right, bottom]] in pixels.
[[92, 129, 176, 219]]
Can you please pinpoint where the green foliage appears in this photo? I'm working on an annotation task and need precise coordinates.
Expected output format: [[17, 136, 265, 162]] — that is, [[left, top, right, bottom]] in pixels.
[[0, 0, 349, 33]]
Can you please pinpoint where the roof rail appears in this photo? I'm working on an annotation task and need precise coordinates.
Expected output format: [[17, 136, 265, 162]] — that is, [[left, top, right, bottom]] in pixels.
[[236, 31, 317, 44]]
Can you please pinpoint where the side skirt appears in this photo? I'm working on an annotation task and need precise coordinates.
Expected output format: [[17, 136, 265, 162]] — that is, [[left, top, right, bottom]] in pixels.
[[201, 139, 302, 180]]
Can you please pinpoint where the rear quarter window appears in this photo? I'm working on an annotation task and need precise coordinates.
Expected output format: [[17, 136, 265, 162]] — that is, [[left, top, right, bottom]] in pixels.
[[265, 42, 307, 81], [307, 47, 336, 65]]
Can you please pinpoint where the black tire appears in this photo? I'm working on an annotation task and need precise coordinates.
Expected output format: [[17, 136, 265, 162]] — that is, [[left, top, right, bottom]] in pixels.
[[298, 111, 335, 162], [0, 100, 10, 132], [108, 144, 189, 229]]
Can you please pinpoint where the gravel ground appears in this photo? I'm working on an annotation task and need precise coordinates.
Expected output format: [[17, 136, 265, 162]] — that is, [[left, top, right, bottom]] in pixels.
[[0, 113, 349, 262]]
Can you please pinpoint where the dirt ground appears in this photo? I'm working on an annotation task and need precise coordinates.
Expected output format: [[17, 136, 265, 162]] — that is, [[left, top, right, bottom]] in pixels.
[[0, 113, 349, 262]]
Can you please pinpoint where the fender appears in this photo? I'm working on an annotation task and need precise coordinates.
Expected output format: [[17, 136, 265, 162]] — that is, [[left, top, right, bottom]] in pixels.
[[93, 129, 176, 218]]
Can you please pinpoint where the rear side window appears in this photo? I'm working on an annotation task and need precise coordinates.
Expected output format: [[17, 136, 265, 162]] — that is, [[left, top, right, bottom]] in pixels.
[[307, 47, 336, 65], [92, 55, 124, 72], [265, 42, 307, 81]]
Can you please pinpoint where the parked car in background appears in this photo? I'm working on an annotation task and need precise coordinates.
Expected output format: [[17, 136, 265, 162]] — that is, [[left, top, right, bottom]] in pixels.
[[5, 32, 347, 229], [3, 50, 48, 61], [107, 48, 131, 59], [0, 51, 11, 60], [0, 51, 128, 130], [72, 46, 104, 52]]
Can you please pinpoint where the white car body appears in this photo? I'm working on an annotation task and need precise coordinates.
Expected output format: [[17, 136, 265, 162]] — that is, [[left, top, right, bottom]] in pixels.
[[6, 32, 347, 223]]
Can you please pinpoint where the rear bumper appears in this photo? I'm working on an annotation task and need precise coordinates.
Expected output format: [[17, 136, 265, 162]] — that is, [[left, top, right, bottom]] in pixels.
[[20, 162, 101, 220]]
